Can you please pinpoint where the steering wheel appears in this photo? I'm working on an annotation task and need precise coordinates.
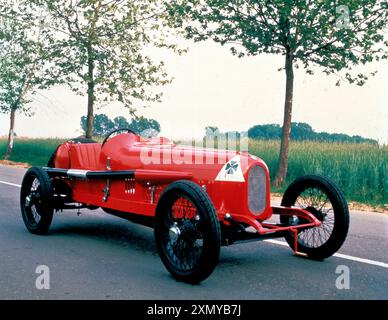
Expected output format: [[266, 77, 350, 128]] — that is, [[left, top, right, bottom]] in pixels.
[[101, 128, 137, 147]]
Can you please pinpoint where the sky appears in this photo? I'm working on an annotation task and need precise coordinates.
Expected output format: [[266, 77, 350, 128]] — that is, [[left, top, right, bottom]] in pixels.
[[0, 40, 387, 144]]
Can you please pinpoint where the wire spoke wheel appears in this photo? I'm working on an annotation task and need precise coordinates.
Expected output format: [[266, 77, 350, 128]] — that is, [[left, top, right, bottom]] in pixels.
[[280, 175, 349, 260], [20, 167, 54, 235], [155, 180, 221, 284], [294, 187, 334, 248], [162, 196, 204, 272], [23, 178, 44, 226]]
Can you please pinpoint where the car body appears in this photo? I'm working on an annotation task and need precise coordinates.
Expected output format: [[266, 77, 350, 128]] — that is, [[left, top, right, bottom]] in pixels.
[[20, 129, 349, 283]]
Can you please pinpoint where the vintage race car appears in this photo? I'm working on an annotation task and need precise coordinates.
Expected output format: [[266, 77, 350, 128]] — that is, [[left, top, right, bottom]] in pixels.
[[20, 129, 349, 283]]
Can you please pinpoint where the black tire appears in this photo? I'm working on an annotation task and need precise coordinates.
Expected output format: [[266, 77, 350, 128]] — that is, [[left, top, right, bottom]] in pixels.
[[154, 180, 221, 284], [20, 167, 54, 235], [280, 175, 349, 260]]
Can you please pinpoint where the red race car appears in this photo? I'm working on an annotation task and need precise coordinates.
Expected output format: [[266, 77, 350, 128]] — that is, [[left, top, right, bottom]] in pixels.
[[20, 129, 349, 283]]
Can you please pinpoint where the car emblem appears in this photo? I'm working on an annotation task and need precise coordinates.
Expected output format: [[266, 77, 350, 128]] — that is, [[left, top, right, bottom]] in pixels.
[[225, 161, 238, 174]]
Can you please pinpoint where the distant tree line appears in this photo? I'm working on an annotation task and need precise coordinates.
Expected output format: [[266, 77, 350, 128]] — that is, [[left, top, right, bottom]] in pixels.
[[247, 122, 377, 144], [205, 123, 377, 144], [81, 114, 160, 137]]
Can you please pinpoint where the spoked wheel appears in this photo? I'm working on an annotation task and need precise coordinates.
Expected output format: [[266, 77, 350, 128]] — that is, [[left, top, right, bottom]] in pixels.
[[155, 180, 221, 284], [280, 175, 349, 260], [20, 167, 54, 235]]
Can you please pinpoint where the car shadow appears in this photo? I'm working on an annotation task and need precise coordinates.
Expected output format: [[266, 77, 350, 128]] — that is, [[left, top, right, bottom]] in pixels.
[[46, 209, 300, 270], [48, 210, 158, 254]]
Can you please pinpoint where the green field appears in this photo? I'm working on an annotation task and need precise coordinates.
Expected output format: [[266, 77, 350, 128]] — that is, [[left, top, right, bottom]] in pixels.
[[0, 138, 66, 167], [0, 138, 387, 207], [248, 140, 387, 207]]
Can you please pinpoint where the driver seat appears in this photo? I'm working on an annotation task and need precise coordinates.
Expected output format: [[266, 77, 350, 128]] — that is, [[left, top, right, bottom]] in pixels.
[[69, 143, 102, 170]]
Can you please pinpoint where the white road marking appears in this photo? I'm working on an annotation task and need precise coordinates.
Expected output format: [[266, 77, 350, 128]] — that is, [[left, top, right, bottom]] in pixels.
[[0, 180, 21, 188], [264, 239, 290, 247], [1, 179, 388, 269], [264, 239, 388, 269], [333, 253, 388, 269]]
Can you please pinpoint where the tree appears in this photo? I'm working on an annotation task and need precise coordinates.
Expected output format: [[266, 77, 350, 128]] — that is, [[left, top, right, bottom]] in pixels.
[[129, 116, 161, 137], [290, 122, 314, 140], [80, 113, 113, 136], [167, 0, 388, 185], [30, 0, 183, 138], [80, 114, 161, 137], [113, 116, 130, 129], [247, 122, 377, 144], [0, 1, 55, 159], [248, 124, 281, 140]]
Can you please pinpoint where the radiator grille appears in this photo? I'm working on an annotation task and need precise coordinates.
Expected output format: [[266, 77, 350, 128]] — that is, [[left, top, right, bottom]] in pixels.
[[248, 165, 267, 214]]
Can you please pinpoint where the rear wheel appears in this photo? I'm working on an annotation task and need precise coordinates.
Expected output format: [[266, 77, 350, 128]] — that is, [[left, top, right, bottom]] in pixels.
[[155, 180, 221, 284], [280, 175, 349, 260], [20, 167, 54, 235]]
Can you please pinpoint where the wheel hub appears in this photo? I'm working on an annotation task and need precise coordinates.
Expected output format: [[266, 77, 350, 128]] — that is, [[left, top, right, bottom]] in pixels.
[[305, 206, 325, 222], [25, 195, 32, 207], [25, 191, 42, 208], [169, 222, 181, 241]]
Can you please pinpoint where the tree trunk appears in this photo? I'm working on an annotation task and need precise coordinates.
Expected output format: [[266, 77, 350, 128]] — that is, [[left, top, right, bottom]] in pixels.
[[4, 108, 16, 160], [274, 51, 294, 187], [85, 43, 95, 139]]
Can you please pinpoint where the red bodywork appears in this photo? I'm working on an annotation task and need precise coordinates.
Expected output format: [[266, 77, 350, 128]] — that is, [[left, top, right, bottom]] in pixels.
[[48, 133, 320, 249]]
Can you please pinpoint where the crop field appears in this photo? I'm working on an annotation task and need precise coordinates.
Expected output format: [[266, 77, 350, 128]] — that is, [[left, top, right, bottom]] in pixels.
[[0, 138, 66, 167], [0, 137, 386, 208], [248, 140, 387, 207]]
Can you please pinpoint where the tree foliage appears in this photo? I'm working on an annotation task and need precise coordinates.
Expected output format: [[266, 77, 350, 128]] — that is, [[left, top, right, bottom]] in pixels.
[[0, 0, 58, 159], [168, 0, 387, 84], [167, 0, 388, 185], [30, 0, 184, 137], [129, 116, 161, 136], [0, 1, 54, 115], [80, 114, 161, 137], [80, 113, 113, 136], [247, 122, 377, 144]]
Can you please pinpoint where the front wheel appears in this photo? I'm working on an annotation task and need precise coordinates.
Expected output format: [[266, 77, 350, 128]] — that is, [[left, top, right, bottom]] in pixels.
[[154, 180, 221, 284], [20, 167, 54, 235], [280, 175, 349, 260]]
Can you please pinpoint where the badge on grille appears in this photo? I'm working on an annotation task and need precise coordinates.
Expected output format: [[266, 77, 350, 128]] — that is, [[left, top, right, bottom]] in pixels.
[[215, 156, 245, 182]]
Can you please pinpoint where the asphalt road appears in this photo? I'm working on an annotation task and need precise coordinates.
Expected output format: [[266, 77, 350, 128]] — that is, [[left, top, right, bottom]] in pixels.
[[0, 165, 387, 300]]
